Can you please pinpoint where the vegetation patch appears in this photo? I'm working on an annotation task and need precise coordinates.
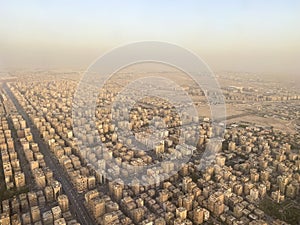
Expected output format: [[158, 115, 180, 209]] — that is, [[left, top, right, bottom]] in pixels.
[[259, 196, 300, 225]]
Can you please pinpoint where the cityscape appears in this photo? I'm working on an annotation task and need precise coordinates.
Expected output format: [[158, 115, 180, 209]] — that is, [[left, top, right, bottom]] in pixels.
[[0, 1, 299, 225]]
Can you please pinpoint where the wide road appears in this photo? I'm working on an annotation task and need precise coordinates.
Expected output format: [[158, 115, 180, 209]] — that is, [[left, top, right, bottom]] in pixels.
[[0, 90, 36, 190], [3, 83, 96, 225]]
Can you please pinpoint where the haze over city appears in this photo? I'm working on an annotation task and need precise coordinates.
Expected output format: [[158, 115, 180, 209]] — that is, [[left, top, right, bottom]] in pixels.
[[0, 1, 300, 225], [0, 0, 300, 76]]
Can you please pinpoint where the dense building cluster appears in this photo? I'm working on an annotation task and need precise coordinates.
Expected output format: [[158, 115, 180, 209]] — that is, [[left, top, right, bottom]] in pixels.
[[0, 76, 299, 225], [0, 87, 79, 225]]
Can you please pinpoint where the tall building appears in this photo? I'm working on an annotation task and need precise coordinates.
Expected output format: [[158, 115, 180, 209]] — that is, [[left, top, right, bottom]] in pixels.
[[14, 172, 26, 188], [91, 198, 105, 218], [193, 206, 204, 224], [42, 210, 53, 225], [132, 208, 144, 224], [45, 186, 54, 202], [112, 183, 123, 202], [182, 177, 192, 193], [176, 207, 187, 220], [214, 200, 224, 216], [31, 206, 41, 223], [0, 212, 10, 225], [58, 195, 69, 212], [52, 206, 62, 221]]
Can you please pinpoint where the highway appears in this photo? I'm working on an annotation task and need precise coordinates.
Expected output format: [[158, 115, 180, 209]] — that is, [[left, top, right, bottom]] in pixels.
[[214, 111, 255, 123], [3, 83, 96, 225]]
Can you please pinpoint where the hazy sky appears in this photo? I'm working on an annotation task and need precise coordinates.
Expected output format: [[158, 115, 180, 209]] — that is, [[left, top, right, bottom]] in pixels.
[[0, 0, 299, 75]]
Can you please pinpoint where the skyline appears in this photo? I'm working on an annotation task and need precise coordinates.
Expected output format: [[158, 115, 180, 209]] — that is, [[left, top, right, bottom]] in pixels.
[[0, 0, 299, 75]]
